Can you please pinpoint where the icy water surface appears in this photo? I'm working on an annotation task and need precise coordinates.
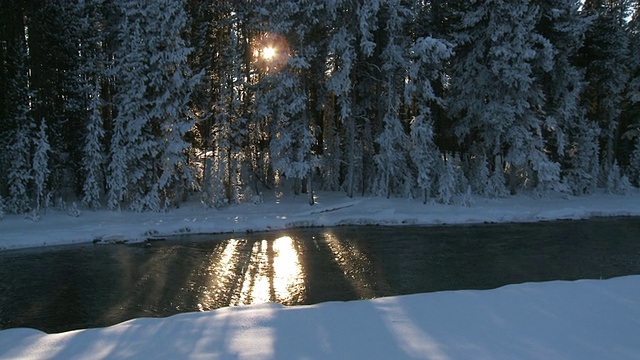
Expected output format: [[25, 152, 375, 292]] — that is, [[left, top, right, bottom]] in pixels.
[[1, 217, 640, 333]]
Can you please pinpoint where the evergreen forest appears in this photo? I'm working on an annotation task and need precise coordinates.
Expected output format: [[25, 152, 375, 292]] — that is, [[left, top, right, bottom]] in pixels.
[[1, 0, 639, 214]]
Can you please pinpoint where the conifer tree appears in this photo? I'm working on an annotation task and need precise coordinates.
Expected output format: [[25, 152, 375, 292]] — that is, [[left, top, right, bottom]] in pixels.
[[79, 0, 108, 210], [0, 195, 5, 220], [28, 1, 84, 197], [260, 0, 324, 205], [4, 29, 34, 214], [536, 1, 593, 194], [579, 0, 631, 179], [325, 1, 357, 193], [407, 33, 452, 204], [436, 156, 458, 205], [33, 118, 51, 214], [625, 3, 640, 185], [373, 0, 412, 198], [108, 0, 198, 211], [449, 0, 559, 195]]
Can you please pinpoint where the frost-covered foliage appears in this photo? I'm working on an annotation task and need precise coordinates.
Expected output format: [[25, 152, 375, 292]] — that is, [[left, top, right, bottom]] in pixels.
[[82, 77, 105, 210], [79, 0, 107, 210], [259, 0, 324, 205], [565, 119, 601, 194], [3, 31, 33, 214], [68, 202, 81, 218], [0, 196, 5, 220], [108, 0, 198, 211], [606, 161, 632, 195], [436, 157, 458, 205], [407, 34, 452, 203], [461, 185, 475, 207], [2, 0, 639, 214], [32, 119, 51, 214], [450, 0, 560, 194], [631, 138, 640, 186], [580, 1, 630, 172], [537, 2, 589, 141]]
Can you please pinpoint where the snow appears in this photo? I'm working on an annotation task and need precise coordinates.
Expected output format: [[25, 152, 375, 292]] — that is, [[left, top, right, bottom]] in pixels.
[[1, 190, 640, 359], [2, 189, 640, 251]]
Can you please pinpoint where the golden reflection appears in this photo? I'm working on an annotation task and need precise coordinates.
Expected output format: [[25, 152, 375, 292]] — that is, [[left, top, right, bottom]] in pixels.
[[233, 236, 305, 306], [272, 236, 305, 302], [196, 238, 243, 310], [323, 232, 377, 299], [237, 240, 271, 305]]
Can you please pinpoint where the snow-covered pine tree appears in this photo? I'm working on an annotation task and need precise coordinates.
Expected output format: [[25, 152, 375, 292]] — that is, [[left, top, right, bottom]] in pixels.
[[466, 155, 490, 197], [410, 115, 437, 204], [108, 0, 198, 211], [325, 3, 356, 193], [630, 3, 640, 107], [436, 155, 458, 205], [565, 117, 601, 194], [0, 195, 5, 220], [630, 138, 640, 186], [625, 4, 640, 186], [81, 76, 105, 210], [579, 0, 631, 180], [261, 0, 323, 205], [337, 0, 382, 198], [489, 165, 509, 198], [152, 0, 200, 209], [4, 29, 34, 214], [265, 66, 313, 198], [209, 19, 247, 207], [373, 0, 412, 198], [33, 118, 51, 214], [28, 1, 85, 198], [606, 160, 631, 194], [188, 1, 237, 208], [79, 0, 108, 210], [536, 1, 592, 194], [449, 0, 559, 196], [406, 35, 452, 204], [107, 1, 149, 210]]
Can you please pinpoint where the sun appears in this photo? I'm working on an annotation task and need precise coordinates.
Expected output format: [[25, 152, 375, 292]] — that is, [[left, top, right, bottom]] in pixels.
[[263, 46, 276, 60], [254, 33, 289, 73]]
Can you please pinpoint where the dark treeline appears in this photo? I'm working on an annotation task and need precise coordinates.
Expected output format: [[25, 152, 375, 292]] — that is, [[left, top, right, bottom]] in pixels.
[[0, 0, 639, 214]]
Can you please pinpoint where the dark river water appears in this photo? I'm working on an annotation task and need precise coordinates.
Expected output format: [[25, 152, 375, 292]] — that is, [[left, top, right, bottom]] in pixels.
[[1, 217, 640, 334]]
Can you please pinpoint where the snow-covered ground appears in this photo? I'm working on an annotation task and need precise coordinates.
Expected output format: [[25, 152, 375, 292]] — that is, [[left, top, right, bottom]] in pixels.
[[1, 190, 640, 359], [0, 275, 638, 360], [2, 189, 640, 250]]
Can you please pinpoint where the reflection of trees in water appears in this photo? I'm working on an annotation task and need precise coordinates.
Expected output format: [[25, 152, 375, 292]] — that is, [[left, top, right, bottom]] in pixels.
[[321, 231, 391, 299]]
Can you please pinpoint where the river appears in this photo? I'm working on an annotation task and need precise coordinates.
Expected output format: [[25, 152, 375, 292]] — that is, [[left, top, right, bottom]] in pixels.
[[1, 217, 640, 333]]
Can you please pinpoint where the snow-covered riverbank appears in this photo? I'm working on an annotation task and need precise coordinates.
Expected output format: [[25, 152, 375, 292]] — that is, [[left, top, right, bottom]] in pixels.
[[2, 189, 640, 251], [1, 275, 639, 359]]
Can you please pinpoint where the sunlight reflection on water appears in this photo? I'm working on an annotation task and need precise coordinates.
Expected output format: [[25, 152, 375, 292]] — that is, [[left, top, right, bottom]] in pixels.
[[324, 231, 379, 299], [230, 236, 305, 306], [4, 219, 640, 333]]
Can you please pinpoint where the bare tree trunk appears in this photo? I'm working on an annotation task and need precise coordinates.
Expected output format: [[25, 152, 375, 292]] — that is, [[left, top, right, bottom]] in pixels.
[[307, 171, 315, 205], [346, 115, 355, 198]]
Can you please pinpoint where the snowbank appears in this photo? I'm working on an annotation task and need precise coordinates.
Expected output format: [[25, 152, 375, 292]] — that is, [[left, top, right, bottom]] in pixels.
[[2, 189, 640, 251], [1, 276, 639, 359]]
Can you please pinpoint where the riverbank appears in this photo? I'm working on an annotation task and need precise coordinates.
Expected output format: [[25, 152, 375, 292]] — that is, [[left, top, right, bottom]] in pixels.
[[2, 189, 640, 251], [1, 275, 639, 359]]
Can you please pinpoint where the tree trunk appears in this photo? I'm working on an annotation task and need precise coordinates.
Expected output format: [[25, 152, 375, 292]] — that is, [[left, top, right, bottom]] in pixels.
[[307, 171, 315, 205]]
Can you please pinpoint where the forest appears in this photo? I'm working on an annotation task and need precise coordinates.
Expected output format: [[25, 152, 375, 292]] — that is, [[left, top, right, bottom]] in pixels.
[[0, 0, 639, 215]]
